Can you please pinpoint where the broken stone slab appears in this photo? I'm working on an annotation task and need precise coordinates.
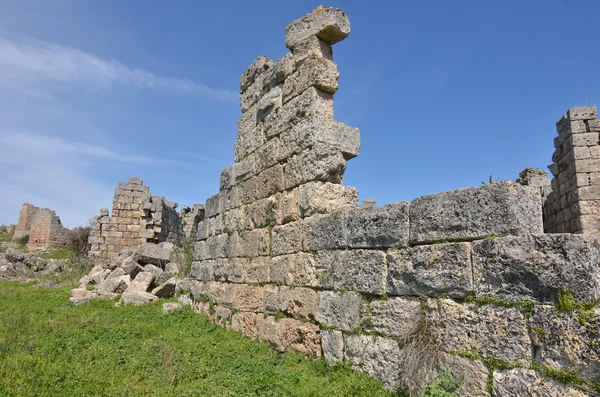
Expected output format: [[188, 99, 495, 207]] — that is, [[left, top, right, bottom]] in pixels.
[[347, 202, 410, 249], [409, 181, 543, 244], [69, 288, 97, 305], [343, 334, 401, 391], [317, 290, 362, 331], [298, 181, 358, 218], [162, 302, 182, 314], [90, 268, 112, 285], [127, 271, 154, 292], [152, 278, 177, 298], [120, 256, 143, 278], [136, 242, 175, 266], [284, 147, 346, 190], [361, 297, 421, 337], [473, 234, 600, 304], [120, 290, 157, 306], [387, 242, 473, 298], [529, 305, 600, 383], [143, 264, 164, 282], [5, 248, 24, 263], [493, 369, 591, 397], [97, 268, 130, 295], [295, 119, 360, 160], [426, 299, 531, 366], [286, 6, 350, 50]]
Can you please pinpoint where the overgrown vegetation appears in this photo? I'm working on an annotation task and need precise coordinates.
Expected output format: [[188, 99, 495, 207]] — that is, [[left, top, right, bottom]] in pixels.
[[0, 226, 14, 242], [67, 226, 91, 257], [171, 240, 194, 276], [0, 282, 393, 396], [15, 234, 29, 248]]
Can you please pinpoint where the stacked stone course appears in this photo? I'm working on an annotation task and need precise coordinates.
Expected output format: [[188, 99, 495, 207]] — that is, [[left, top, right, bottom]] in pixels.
[[545, 105, 600, 235], [89, 177, 202, 258], [179, 7, 600, 396]]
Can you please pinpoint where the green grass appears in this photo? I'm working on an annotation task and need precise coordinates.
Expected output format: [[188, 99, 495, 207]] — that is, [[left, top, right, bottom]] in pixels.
[[40, 248, 76, 260], [0, 282, 394, 397]]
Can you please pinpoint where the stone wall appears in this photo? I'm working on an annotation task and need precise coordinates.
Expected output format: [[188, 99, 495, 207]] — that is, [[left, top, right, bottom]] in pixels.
[[544, 106, 600, 235], [180, 204, 205, 241], [89, 177, 203, 258], [12, 203, 70, 250], [178, 7, 600, 396]]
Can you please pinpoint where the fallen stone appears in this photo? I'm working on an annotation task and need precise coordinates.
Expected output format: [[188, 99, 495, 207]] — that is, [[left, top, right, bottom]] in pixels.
[[143, 264, 164, 281], [97, 268, 130, 295], [127, 271, 154, 292], [120, 256, 143, 278], [472, 234, 600, 304], [136, 242, 175, 266], [152, 278, 177, 298], [162, 302, 182, 314], [120, 290, 157, 306], [5, 248, 24, 263], [409, 181, 543, 244]]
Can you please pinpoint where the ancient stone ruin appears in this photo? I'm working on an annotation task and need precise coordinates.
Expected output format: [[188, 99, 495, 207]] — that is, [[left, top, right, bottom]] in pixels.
[[88, 177, 203, 258], [161, 7, 600, 396], [12, 203, 70, 250]]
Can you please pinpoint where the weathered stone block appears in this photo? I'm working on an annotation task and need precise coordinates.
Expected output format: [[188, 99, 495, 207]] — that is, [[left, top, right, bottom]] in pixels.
[[316, 249, 387, 294], [282, 55, 338, 103], [321, 329, 344, 365], [247, 195, 280, 228], [227, 229, 270, 258], [473, 234, 600, 304], [265, 285, 317, 320], [409, 181, 543, 244], [317, 290, 362, 331], [234, 127, 265, 162], [347, 202, 409, 249], [292, 36, 332, 63], [298, 181, 358, 218], [280, 188, 300, 223], [567, 105, 598, 121], [243, 257, 270, 283], [257, 316, 321, 357], [271, 220, 304, 256], [231, 311, 258, 338], [361, 297, 421, 337], [387, 242, 473, 298], [256, 164, 285, 200], [286, 6, 350, 50], [426, 299, 531, 366], [254, 138, 280, 173], [270, 254, 295, 285], [284, 147, 346, 189], [240, 55, 273, 93], [343, 334, 401, 391], [530, 305, 600, 382], [296, 119, 360, 160], [189, 260, 213, 281], [493, 369, 590, 397], [303, 210, 349, 251]]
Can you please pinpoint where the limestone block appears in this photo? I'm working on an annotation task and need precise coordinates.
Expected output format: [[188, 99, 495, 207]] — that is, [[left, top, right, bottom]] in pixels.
[[472, 234, 600, 304], [127, 271, 154, 292], [222, 207, 248, 234], [227, 229, 270, 258], [296, 119, 361, 160], [240, 55, 273, 93], [588, 119, 600, 132], [361, 297, 421, 337], [220, 157, 256, 190], [120, 290, 157, 306], [292, 36, 333, 63], [282, 55, 338, 103], [270, 254, 295, 285], [256, 164, 285, 200], [574, 159, 600, 173], [387, 242, 473, 298], [213, 258, 243, 283], [271, 220, 304, 256], [194, 241, 208, 261], [243, 257, 270, 284], [347, 202, 410, 249], [257, 316, 321, 358], [151, 278, 177, 298], [231, 311, 259, 338], [263, 87, 333, 139], [280, 188, 300, 223], [567, 105, 598, 121], [409, 181, 543, 244], [317, 290, 362, 331], [206, 234, 228, 259], [143, 264, 163, 282], [254, 138, 280, 173], [286, 6, 350, 50], [264, 285, 317, 320], [97, 268, 130, 295], [255, 85, 283, 123], [316, 249, 387, 294], [205, 193, 220, 218], [230, 284, 264, 312], [529, 305, 600, 382], [238, 177, 258, 205], [189, 261, 213, 281], [343, 334, 401, 391], [247, 195, 280, 228], [303, 211, 349, 251], [234, 127, 265, 162], [242, 55, 294, 114], [298, 181, 358, 218], [426, 299, 531, 366], [237, 102, 257, 137], [321, 329, 344, 365], [220, 186, 241, 212], [493, 369, 591, 397], [162, 302, 182, 314], [284, 147, 346, 189]]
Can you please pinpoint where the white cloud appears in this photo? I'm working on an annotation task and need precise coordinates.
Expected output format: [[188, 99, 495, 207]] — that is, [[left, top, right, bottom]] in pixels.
[[0, 36, 237, 101]]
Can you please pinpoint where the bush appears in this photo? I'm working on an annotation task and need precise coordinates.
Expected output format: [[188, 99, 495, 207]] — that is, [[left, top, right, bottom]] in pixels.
[[171, 240, 194, 276], [67, 227, 90, 257], [16, 234, 29, 246]]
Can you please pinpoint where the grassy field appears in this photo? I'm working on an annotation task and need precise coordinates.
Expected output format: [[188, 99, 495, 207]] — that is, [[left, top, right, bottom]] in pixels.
[[0, 282, 395, 397]]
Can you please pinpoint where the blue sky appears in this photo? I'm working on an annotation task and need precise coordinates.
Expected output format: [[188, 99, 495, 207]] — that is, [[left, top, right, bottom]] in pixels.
[[0, 0, 598, 228]]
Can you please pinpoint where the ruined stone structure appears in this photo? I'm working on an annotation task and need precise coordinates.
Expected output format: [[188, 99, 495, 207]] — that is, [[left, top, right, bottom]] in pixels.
[[89, 177, 203, 258], [175, 8, 600, 396], [180, 204, 206, 243], [12, 203, 70, 250], [544, 106, 600, 235]]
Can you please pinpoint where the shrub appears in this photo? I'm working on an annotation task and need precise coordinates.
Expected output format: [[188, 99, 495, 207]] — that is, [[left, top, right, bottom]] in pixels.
[[171, 240, 194, 276], [67, 227, 90, 257], [16, 234, 29, 246]]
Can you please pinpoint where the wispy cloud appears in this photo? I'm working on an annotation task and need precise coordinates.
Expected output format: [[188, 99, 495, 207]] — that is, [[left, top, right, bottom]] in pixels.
[[0, 36, 237, 101]]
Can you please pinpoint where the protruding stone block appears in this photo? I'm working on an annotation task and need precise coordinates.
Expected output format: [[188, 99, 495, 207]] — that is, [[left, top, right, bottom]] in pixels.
[[286, 7, 351, 50], [292, 36, 333, 63], [387, 242, 473, 298], [347, 202, 409, 248], [205, 194, 221, 218], [473, 234, 600, 304], [317, 290, 362, 331], [567, 105, 598, 121], [296, 119, 360, 160], [299, 181, 358, 218], [409, 181, 543, 244], [285, 147, 346, 189]]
